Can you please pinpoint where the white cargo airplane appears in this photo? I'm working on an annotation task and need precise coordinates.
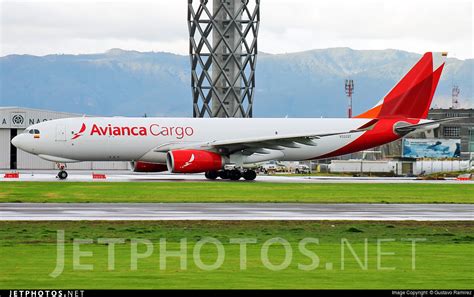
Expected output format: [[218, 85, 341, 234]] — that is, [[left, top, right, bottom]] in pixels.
[[12, 52, 455, 180]]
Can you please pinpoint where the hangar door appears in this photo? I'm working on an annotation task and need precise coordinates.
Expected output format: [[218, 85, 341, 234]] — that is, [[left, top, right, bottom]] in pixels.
[[0, 129, 10, 169]]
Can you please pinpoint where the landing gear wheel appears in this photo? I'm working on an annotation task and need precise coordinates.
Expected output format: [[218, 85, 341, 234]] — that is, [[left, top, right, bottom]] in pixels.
[[205, 171, 219, 180], [218, 170, 229, 179], [57, 170, 68, 180], [243, 170, 257, 181], [229, 170, 242, 181]]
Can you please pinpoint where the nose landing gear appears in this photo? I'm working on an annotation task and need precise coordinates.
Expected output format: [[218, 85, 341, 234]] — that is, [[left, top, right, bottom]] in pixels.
[[57, 170, 68, 180], [56, 163, 68, 180]]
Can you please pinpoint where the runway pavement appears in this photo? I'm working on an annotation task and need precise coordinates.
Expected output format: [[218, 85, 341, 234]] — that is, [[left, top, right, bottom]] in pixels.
[[1, 170, 472, 184], [1, 203, 472, 221]]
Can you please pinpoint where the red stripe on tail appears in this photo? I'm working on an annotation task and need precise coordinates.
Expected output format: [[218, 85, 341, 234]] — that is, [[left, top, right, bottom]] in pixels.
[[355, 53, 444, 120], [423, 63, 444, 119], [383, 53, 433, 104]]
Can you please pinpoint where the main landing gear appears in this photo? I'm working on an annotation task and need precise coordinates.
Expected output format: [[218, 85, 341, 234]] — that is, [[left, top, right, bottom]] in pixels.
[[205, 169, 257, 181], [56, 163, 68, 180]]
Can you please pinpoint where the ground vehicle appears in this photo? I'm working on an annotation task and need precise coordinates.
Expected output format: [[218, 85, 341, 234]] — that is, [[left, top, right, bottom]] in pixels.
[[294, 164, 310, 174], [260, 161, 287, 174]]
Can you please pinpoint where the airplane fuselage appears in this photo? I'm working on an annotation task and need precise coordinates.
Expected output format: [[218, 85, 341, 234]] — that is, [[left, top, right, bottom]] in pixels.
[[12, 117, 399, 165]]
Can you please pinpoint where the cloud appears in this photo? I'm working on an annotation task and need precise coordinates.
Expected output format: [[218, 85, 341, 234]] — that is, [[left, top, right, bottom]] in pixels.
[[433, 96, 474, 109], [1, 1, 189, 54], [259, 0, 473, 59], [0, 0, 472, 58]]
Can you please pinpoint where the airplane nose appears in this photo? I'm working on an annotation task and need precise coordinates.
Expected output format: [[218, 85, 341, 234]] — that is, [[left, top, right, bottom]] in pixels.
[[11, 135, 20, 148], [11, 134, 28, 152]]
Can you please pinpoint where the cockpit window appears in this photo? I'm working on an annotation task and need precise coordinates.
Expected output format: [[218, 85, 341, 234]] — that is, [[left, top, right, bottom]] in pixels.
[[29, 130, 34, 134], [27, 129, 40, 134], [34, 129, 40, 134]]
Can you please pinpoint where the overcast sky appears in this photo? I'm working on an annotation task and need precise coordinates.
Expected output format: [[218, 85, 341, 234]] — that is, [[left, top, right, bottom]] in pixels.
[[1, 0, 472, 59]]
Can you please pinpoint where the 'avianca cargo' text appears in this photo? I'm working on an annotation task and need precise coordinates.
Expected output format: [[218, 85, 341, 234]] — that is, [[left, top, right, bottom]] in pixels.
[[86, 124, 195, 139]]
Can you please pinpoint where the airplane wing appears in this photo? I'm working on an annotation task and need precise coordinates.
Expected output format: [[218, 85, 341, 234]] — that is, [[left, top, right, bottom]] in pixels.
[[153, 128, 369, 155], [206, 130, 367, 155], [394, 117, 468, 134]]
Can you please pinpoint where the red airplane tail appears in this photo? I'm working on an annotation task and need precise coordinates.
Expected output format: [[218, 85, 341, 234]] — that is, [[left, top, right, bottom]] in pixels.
[[356, 52, 444, 120]]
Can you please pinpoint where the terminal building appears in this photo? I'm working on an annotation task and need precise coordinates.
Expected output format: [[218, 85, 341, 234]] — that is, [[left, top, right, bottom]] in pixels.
[[0, 107, 129, 170], [378, 108, 474, 161], [428, 108, 474, 160]]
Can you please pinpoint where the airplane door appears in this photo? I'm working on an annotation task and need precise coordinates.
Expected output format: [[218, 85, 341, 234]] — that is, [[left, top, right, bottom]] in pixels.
[[56, 125, 67, 141]]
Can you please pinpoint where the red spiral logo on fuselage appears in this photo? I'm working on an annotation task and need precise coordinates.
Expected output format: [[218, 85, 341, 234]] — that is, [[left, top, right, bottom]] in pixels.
[[72, 123, 86, 140]]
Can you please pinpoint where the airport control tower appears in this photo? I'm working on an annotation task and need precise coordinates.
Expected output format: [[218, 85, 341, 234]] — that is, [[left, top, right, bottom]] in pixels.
[[188, 0, 260, 118]]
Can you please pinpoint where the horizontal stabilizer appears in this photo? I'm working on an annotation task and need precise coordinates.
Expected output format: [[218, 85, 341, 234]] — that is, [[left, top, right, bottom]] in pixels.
[[395, 117, 467, 134]]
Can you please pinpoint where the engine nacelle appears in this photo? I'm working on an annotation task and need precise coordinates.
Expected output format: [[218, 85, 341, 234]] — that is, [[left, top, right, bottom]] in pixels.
[[167, 150, 224, 173], [132, 161, 168, 173]]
